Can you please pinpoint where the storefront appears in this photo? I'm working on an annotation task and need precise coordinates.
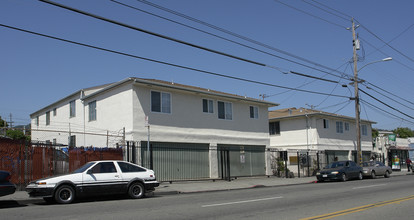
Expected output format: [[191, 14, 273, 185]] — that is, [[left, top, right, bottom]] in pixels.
[[388, 146, 409, 171]]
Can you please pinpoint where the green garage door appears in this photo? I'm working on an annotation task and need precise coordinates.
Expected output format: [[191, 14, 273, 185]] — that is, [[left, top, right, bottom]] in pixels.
[[141, 142, 209, 181], [218, 145, 266, 177]]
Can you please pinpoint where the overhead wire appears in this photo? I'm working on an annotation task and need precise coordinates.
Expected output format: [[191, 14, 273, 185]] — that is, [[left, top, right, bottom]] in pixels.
[[361, 84, 414, 111], [110, 0, 345, 81], [361, 99, 414, 126], [0, 23, 350, 99], [131, 0, 350, 79], [302, 0, 349, 22], [39, 0, 350, 83]]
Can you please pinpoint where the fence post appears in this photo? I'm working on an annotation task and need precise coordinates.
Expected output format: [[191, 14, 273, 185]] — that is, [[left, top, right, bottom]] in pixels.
[[297, 151, 300, 178], [307, 151, 310, 177]]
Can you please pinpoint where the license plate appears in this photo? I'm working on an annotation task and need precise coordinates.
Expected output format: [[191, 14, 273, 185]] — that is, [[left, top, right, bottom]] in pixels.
[[322, 175, 328, 177]]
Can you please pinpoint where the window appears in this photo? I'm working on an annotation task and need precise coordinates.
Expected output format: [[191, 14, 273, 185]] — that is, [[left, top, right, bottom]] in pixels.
[[269, 121, 280, 135], [151, 91, 171, 113], [36, 116, 39, 126], [46, 111, 50, 126], [88, 100, 97, 121], [345, 122, 350, 131], [69, 100, 76, 117], [69, 135, 76, 148], [117, 162, 146, 172], [336, 121, 343, 133], [250, 106, 259, 119], [53, 108, 57, 116], [218, 101, 232, 120], [323, 119, 329, 129], [202, 99, 214, 113], [361, 124, 368, 136], [91, 162, 117, 173]]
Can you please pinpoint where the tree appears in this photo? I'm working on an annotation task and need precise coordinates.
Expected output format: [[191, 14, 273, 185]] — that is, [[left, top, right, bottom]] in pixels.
[[372, 128, 379, 139], [6, 129, 30, 141], [0, 116, 7, 127], [393, 127, 414, 138]]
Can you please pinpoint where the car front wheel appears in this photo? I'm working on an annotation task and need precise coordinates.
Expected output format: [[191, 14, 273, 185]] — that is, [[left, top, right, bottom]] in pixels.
[[340, 173, 347, 182], [54, 185, 75, 204], [371, 171, 376, 179], [358, 172, 363, 180], [384, 171, 390, 178], [128, 182, 145, 199]]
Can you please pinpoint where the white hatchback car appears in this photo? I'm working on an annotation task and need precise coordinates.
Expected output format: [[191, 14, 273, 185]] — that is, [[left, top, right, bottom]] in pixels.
[[26, 160, 159, 204]]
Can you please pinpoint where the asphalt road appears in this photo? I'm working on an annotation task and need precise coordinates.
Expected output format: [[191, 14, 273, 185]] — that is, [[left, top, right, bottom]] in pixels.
[[2, 175, 414, 220]]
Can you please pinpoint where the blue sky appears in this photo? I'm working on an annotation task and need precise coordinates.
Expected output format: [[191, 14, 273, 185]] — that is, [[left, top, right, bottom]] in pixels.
[[1, 0, 414, 130]]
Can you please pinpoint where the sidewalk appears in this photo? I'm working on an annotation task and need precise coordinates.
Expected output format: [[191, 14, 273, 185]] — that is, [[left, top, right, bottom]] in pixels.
[[2, 171, 412, 203]]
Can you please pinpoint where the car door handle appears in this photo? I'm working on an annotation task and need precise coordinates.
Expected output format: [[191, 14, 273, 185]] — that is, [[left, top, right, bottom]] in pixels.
[[115, 175, 119, 178]]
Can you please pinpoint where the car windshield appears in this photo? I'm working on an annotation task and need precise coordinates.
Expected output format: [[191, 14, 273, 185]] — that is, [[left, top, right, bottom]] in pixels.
[[362, 162, 374, 167], [325, 162, 345, 168], [72, 162, 95, 173]]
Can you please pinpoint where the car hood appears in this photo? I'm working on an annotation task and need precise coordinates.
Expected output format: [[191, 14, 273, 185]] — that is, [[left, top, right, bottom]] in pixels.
[[32, 173, 82, 184]]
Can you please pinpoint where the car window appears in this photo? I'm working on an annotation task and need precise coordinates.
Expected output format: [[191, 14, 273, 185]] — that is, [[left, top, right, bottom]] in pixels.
[[117, 162, 146, 173], [90, 162, 117, 173], [350, 161, 356, 167], [73, 162, 95, 173], [376, 161, 384, 166], [326, 162, 344, 168]]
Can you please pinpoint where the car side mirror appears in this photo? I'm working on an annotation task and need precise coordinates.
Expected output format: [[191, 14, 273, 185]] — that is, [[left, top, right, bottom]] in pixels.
[[87, 169, 93, 175]]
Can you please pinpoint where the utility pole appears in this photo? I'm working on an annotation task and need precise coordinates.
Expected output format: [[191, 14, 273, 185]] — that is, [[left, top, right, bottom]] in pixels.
[[352, 18, 362, 166]]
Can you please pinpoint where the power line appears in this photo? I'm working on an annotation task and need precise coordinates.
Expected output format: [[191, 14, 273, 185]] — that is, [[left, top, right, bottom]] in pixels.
[[361, 83, 414, 111], [308, 0, 352, 20], [302, 0, 350, 22], [363, 81, 414, 106], [359, 88, 414, 120], [361, 99, 414, 126], [273, 0, 348, 29], [0, 23, 350, 99], [110, 0, 347, 81], [131, 0, 350, 79]]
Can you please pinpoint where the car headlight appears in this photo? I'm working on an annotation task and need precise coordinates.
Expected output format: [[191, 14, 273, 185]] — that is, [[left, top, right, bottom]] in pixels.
[[331, 171, 339, 174], [316, 172, 320, 175], [37, 182, 47, 185], [363, 170, 368, 173]]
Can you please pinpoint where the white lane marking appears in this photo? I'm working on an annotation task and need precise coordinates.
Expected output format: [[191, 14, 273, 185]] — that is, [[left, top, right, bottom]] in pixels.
[[352, 184, 387, 190], [202, 196, 283, 208]]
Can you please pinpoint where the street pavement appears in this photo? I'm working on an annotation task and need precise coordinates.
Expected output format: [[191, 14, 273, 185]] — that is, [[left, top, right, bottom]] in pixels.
[[2, 169, 411, 203]]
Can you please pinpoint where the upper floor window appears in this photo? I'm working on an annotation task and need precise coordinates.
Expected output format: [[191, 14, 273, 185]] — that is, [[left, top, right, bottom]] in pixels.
[[218, 101, 232, 120], [269, 121, 280, 135], [202, 99, 214, 113], [53, 108, 57, 116], [323, 119, 329, 129], [89, 100, 97, 121], [36, 116, 39, 126], [336, 121, 343, 133], [69, 100, 76, 117], [345, 122, 350, 131], [361, 124, 368, 136], [249, 106, 259, 119], [151, 91, 171, 113], [46, 111, 50, 126]]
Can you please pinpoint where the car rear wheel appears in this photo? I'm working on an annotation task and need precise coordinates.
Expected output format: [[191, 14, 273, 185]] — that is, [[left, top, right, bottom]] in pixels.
[[54, 185, 75, 204], [340, 173, 347, 182], [371, 171, 376, 179], [128, 182, 145, 199], [384, 171, 390, 178]]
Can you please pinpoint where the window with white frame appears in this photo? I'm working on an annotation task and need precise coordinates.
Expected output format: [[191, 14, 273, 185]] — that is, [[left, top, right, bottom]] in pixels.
[[249, 106, 259, 119], [89, 100, 97, 121], [151, 91, 171, 113], [323, 119, 329, 129], [361, 124, 368, 136], [202, 99, 214, 113], [345, 122, 350, 131], [218, 101, 232, 120], [46, 111, 50, 126], [69, 100, 76, 117], [269, 121, 280, 135], [336, 121, 343, 133], [36, 116, 39, 126], [53, 108, 57, 116]]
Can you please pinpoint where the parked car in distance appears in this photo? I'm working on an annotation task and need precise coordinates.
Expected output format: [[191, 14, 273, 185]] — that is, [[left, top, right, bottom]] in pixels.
[[26, 160, 159, 204], [0, 170, 16, 197], [316, 160, 363, 182], [362, 161, 392, 178]]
